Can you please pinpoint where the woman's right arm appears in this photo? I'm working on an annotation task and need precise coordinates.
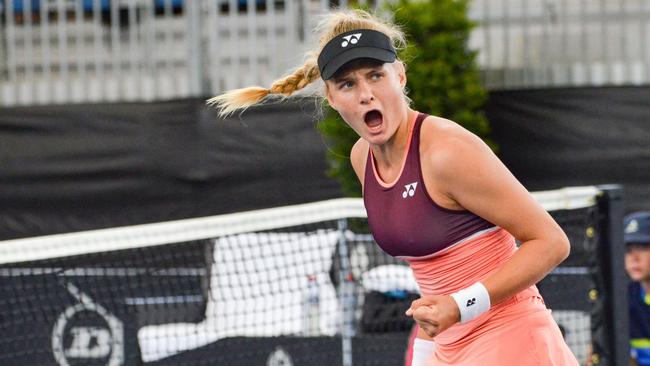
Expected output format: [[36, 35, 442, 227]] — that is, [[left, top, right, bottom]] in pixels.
[[349, 138, 368, 189]]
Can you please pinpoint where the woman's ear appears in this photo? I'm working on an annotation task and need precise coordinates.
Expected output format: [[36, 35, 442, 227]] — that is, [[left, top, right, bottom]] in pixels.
[[396, 61, 407, 88], [325, 84, 338, 111]]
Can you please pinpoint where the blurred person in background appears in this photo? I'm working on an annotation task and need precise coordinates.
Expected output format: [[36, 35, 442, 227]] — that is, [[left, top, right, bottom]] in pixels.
[[625, 211, 650, 366]]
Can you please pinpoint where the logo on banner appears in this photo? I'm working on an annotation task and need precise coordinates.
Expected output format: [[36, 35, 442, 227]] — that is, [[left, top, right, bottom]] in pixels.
[[52, 283, 124, 366], [267, 346, 294, 366]]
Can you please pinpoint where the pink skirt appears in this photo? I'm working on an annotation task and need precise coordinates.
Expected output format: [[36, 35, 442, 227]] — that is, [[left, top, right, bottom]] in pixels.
[[428, 290, 578, 365]]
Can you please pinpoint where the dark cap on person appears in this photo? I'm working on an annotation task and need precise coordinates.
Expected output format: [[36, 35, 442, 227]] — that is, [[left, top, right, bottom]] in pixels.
[[624, 211, 650, 245], [317, 29, 397, 80]]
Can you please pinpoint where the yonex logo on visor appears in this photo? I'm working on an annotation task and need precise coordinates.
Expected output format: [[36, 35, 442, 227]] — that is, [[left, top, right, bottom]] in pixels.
[[317, 29, 397, 80], [341, 33, 362, 47]]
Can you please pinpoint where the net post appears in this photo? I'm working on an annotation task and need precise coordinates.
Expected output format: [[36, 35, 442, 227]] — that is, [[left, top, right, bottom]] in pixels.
[[337, 218, 354, 366], [593, 184, 629, 366]]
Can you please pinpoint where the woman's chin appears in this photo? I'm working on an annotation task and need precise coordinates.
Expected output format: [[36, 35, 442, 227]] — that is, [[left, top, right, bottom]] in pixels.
[[364, 133, 389, 146]]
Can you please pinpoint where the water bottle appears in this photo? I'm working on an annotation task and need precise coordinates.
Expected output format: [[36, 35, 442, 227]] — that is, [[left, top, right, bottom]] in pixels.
[[302, 274, 320, 336]]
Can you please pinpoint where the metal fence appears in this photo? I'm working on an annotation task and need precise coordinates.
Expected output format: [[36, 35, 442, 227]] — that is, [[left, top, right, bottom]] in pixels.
[[0, 0, 325, 106], [1, 0, 650, 106], [472, 0, 650, 89]]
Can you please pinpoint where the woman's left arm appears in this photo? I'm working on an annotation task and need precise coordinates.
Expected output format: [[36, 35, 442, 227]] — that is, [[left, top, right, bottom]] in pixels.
[[435, 131, 570, 305], [407, 124, 569, 336]]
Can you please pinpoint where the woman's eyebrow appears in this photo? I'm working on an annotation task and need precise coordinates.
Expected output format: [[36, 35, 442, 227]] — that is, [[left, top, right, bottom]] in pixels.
[[332, 74, 355, 83], [365, 67, 382, 74]]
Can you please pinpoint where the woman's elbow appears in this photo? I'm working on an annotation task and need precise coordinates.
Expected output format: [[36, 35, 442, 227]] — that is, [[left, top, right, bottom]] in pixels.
[[553, 230, 571, 264]]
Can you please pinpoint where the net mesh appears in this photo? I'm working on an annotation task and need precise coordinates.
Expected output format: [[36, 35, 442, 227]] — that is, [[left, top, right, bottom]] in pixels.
[[540, 206, 600, 363], [0, 187, 602, 365]]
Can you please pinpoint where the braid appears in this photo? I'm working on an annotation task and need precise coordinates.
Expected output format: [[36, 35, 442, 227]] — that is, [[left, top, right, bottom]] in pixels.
[[206, 87, 271, 118], [270, 60, 320, 96], [207, 60, 320, 118]]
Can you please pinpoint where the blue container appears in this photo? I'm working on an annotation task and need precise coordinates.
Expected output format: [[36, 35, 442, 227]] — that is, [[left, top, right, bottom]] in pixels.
[[1, 0, 42, 13], [0, 0, 108, 13], [82, 0, 111, 12], [151, 0, 267, 11], [0, 0, 267, 16], [153, 0, 184, 9]]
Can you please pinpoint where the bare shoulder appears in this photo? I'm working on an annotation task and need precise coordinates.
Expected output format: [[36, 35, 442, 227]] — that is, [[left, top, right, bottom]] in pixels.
[[419, 116, 493, 177], [350, 138, 369, 183], [419, 115, 565, 248]]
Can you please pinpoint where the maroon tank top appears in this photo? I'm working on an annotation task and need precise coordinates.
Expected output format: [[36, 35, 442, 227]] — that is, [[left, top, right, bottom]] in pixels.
[[363, 112, 495, 259]]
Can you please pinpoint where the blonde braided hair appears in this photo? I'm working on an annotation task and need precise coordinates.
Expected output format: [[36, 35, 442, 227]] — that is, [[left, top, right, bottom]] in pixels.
[[207, 9, 405, 117]]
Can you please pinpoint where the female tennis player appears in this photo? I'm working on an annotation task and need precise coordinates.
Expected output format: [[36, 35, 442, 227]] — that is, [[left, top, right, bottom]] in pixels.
[[208, 9, 579, 366]]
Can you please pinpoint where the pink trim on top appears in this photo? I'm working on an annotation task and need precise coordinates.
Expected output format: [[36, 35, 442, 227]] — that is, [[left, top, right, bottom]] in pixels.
[[396, 226, 500, 261], [370, 111, 419, 189]]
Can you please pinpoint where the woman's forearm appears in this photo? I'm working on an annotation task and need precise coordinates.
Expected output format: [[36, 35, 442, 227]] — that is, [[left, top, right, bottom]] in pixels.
[[482, 235, 569, 305]]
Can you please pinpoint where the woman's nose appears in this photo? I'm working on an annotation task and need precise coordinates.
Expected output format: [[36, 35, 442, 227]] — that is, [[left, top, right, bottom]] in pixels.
[[358, 82, 375, 104]]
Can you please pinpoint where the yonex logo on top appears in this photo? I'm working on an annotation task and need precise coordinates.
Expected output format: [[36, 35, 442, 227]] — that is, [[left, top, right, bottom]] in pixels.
[[402, 182, 418, 198], [341, 33, 362, 47], [466, 298, 476, 307]]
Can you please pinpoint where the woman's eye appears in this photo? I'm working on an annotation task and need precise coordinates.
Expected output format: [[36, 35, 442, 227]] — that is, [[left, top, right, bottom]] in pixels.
[[371, 72, 383, 79], [340, 81, 354, 89]]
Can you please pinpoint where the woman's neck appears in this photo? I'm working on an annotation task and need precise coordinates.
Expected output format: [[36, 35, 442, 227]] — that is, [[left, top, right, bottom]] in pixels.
[[371, 108, 416, 176]]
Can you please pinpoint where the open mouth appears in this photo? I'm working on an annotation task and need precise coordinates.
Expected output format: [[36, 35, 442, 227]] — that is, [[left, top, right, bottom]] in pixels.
[[364, 110, 383, 128]]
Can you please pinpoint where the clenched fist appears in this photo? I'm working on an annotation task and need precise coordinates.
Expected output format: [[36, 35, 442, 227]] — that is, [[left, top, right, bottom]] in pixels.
[[405, 295, 461, 337]]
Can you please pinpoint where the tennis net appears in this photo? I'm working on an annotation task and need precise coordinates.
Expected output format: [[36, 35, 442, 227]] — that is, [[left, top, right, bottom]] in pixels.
[[0, 185, 623, 366]]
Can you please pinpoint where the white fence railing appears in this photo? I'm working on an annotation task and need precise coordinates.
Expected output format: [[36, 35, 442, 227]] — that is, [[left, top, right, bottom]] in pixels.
[[2, 0, 650, 106], [0, 0, 327, 106], [471, 0, 650, 89]]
